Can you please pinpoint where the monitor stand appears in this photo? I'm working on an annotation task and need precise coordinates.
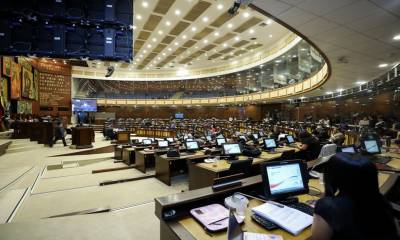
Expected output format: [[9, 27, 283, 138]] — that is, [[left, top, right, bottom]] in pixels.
[[266, 148, 277, 154]]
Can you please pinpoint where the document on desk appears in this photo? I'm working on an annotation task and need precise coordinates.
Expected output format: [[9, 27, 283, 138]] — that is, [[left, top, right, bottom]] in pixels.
[[252, 202, 313, 236], [244, 232, 283, 240]]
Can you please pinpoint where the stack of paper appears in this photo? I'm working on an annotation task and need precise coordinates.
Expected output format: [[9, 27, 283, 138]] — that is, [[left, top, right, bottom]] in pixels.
[[252, 202, 313, 235]]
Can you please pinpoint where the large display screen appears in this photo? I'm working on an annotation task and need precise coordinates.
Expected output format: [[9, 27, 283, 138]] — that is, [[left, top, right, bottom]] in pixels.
[[266, 163, 305, 195], [175, 113, 184, 119], [72, 99, 97, 112]]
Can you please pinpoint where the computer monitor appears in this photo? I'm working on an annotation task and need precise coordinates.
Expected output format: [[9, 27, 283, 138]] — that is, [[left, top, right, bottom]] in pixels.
[[252, 133, 259, 140], [158, 140, 169, 148], [264, 138, 277, 150], [185, 141, 199, 151], [216, 138, 227, 147], [362, 139, 381, 154], [261, 160, 309, 200], [206, 135, 212, 141], [338, 145, 356, 153], [142, 139, 152, 145], [286, 135, 295, 144], [222, 143, 242, 155], [166, 137, 174, 143]]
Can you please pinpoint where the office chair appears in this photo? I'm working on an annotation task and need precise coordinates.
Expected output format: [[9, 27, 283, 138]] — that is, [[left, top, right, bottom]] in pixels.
[[228, 159, 253, 177], [279, 149, 296, 161]]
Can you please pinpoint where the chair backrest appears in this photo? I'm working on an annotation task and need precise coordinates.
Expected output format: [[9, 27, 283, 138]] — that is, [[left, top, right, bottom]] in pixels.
[[280, 149, 296, 161], [318, 143, 337, 158], [229, 159, 253, 175]]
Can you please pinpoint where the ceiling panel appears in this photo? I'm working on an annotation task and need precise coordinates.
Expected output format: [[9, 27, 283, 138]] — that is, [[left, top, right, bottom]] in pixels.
[[210, 12, 234, 28], [202, 44, 218, 51], [161, 35, 175, 44], [219, 47, 235, 54], [153, 44, 168, 53], [169, 21, 191, 36], [214, 33, 236, 44], [143, 14, 163, 31], [137, 31, 151, 40], [153, 0, 175, 14], [183, 1, 212, 22], [182, 40, 197, 48], [233, 17, 263, 33], [233, 40, 250, 48], [193, 27, 214, 40]]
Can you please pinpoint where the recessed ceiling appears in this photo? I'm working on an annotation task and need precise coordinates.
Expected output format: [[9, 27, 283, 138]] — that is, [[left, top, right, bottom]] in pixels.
[[87, 0, 291, 74]]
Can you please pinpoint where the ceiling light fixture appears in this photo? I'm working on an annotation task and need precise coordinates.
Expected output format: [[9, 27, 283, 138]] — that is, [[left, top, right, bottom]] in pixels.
[[191, 27, 197, 32], [393, 34, 400, 40], [142, 1, 148, 8], [326, 91, 333, 94], [175, 9, 181, 15], [152, 38, 157, 42], [166, 21, 171, 26], [249, 29, 255, 34], [227, 23, 233, 28], [235, 36, 240, 41], [182, 35, 187, 39], [202, 16, 209, 22], [266, 19, 273, 25], [217, 4, 223, 10], [243, 12, 250, 18], [136, 15, 142, 20], [158, 30, 163, 35], [336, 88, 344, 92], [379, 63, 388, 68]]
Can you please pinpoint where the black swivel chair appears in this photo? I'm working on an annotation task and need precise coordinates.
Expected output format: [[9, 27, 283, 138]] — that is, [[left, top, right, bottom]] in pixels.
[[228, 159, 253, 177], [279, 149, 297, 161]]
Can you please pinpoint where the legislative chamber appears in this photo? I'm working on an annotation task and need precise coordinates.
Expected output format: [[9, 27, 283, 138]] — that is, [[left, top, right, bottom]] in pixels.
[[0, 1, 399, 240]]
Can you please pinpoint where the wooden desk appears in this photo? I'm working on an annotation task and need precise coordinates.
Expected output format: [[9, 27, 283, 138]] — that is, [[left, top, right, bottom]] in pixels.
[[155, 152, 210, 186], [116, 131, 130, 144], [189, 146, 297, 190], [155, 173, 397, 240], [122, 147, 136, 165], [72, 127, 94, 149], [114, 144, 131, 160], [136, 150, 157, 173]]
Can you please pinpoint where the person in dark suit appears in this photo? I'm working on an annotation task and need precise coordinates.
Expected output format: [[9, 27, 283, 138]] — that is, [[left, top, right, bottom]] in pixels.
[[53, 121, 67, 147]]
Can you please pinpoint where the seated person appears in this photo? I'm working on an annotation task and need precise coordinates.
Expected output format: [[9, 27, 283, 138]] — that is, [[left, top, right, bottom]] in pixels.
[[297, 131, 321, 161], [316, 126, 330, 142], [312, 153, 399, 240], [330, 128, 345, 146]]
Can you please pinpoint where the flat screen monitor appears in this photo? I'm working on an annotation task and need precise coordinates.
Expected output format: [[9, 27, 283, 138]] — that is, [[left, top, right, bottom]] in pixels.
[[362, 139, 381, 154], [185, 141, 199, 151], [206, 135, 212, 141], [339, 145, 356, 153], [286, 135, 295, 144], [175, 113, 184, 119], [158, 140, 169, 148], [264, 138, 277, 150], [253, 133, 259, 140], [142, 139, 152, 145], [166, 137, 174, 143], [222, 143, 242, 155], [72, 99, 97, 112], [216, 138, 227, 146], [261, 160, 308, 200]]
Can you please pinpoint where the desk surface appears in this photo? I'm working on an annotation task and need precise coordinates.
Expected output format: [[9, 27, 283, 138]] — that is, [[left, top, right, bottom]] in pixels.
[[176, 173, 391, 240], [196, 146, 297, 173]]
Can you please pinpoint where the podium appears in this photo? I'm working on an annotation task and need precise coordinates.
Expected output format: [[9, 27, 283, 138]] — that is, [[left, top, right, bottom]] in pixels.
[[72, 127, 94, 149]]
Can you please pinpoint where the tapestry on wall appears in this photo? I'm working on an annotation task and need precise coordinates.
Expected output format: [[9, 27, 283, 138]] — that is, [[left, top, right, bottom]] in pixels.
[[17, 101, 32, 114], [22, 67, 34, 99], [2, 56, 12, 77], [32, 69, 39, 101], [0, 77, 9, 108], [11, 61, 21, 99]]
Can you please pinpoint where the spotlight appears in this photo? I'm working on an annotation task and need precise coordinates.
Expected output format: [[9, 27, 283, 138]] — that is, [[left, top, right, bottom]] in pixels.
[[105, 66, 115, 77]]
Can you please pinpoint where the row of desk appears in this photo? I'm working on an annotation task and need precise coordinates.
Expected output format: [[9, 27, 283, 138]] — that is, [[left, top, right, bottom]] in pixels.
[[114, 142, 298, 190], [154, 151, 400, 240]]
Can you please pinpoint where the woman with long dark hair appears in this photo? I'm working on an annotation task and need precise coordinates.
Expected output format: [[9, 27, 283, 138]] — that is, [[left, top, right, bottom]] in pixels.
[[312, 153, 399, 239]]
